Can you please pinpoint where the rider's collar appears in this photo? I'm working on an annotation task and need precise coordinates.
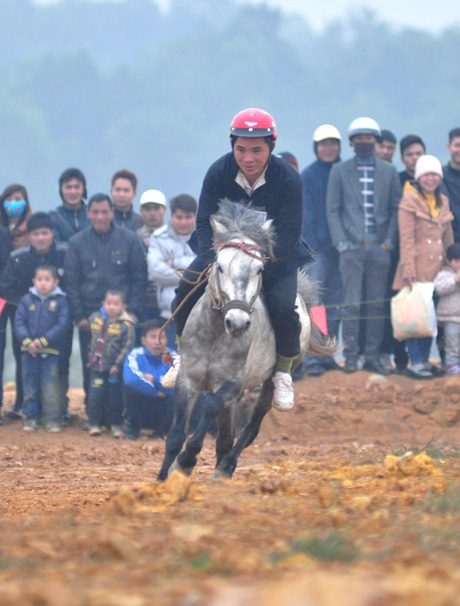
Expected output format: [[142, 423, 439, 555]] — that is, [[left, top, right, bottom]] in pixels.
[[235, 166, 267, 197]]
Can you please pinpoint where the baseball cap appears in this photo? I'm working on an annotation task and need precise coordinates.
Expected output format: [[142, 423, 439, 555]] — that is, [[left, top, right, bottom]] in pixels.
[[139, 189, 166, 206]]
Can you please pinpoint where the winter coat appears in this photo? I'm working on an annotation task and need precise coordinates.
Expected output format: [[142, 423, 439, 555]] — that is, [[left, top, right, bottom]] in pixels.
[[87, 309, 135, 372], [136, 225, 159, 309], [434, 266, 460, 324], [326, 157, 401, 252], [64, 224, 147, 322], [2, 208, 33, 250], [49, 204, 90, 243], [0, 226, 13, 276], [123, 345, 176, 398], [393, 186, 454, 290], [14, 286, 71, 355], [113, 207, 143, 232], [189, 151, 313, 279], [442, 164, 460, 243], [148, 223, 196, 318], [301, 158, 340, 252], [0, 241, 68, 304]]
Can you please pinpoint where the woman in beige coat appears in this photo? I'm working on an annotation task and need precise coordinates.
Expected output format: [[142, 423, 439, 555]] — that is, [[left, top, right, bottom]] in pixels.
[[393, 155, 454, 378]]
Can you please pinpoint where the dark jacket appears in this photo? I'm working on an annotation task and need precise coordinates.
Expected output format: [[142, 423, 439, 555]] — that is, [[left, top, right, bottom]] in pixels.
[[0, 226, 13, 276], [190, 152, 312, 278], [49, 204, 90, 243], [442, 163, 460, 243], [14, 286, 71, 355], [0, 241, 68, 305], [113, 207, 143, 232], [301, 158, 340, 252], [399, 170, 413, 187], [87, 309, 135, 371], [64, 224, 147, 322]]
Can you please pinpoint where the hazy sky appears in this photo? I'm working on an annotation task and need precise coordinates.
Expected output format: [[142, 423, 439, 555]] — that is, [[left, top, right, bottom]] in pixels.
[[32, 0, 460, 33], [237, 0, 460, 32]]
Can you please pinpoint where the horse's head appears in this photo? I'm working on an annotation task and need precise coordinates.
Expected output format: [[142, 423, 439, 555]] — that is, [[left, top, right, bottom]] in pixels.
[[209, 200, 274, 339]]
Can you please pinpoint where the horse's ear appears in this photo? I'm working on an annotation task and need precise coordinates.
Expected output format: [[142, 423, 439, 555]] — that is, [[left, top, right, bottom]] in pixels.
[[211, 217, 226, 236], [261, 219, 273, 233]]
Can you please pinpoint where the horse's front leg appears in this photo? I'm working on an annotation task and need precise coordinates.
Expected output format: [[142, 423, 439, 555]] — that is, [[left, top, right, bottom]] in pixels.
[[157, 382, 198, 482], [213, 377, 274, 479], [176, 380, 242, 476]]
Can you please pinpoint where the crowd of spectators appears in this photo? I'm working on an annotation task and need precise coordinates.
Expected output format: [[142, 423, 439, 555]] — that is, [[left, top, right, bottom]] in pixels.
[[0, 168, 197, 437], [1, 117, 460, 434]]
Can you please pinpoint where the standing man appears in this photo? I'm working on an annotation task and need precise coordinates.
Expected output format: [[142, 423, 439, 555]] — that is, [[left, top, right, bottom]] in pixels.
[[326, 117, 401, 374], [49, 168, 90, 243], [375, 130, 397, 163], [443, 127, 460, 242], [0, 212, 70, 421], [302, 124, 342, 377], [136, 189, 168, 326], [399, 135, 426, 186], [163, 108, 312, 411], [110, 169, 143, 231], [64, 193, 147, 397]]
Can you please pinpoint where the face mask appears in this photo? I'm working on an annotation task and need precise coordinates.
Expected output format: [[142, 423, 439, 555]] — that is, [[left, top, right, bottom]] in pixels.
[[3, 199, 27, 217], [353, 142, 375, 156]]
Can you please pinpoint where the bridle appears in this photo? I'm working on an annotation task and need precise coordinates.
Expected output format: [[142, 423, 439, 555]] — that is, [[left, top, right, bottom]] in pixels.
[[209, 241, 269, 315]]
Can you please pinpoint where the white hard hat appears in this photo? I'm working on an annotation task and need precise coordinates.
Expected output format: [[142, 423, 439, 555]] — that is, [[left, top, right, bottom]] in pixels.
[[414, 155, 443, 181], [139, 189, 166, 206], [313, 124, 341, 143], [348, 117, 381, 139]]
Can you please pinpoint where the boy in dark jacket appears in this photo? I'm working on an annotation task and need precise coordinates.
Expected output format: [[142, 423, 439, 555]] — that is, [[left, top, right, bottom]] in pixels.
[[14, 265, 70, 432], [86, 290, 135, 438]]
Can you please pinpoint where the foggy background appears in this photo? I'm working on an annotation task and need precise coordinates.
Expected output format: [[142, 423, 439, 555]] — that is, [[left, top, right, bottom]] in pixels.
[[1, 0, 460, 209]]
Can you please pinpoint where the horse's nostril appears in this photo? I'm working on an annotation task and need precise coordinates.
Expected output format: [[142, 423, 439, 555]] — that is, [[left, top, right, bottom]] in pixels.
[[245, 320, 251, 331], [225, 318, 233, 331]]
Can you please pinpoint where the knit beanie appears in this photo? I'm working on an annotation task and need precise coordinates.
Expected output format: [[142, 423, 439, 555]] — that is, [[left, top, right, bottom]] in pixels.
[[414, 155, 443, 181]]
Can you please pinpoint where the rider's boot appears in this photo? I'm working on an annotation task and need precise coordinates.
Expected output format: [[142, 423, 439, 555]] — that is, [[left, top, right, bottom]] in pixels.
[[272, 371, 295, 411]]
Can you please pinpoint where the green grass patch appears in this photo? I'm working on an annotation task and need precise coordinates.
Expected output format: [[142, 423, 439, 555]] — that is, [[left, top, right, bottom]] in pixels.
[[287, 533, 360, 563]]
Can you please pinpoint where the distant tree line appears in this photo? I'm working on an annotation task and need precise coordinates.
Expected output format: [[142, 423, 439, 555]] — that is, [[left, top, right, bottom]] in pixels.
[[1, 0, 459, 207]]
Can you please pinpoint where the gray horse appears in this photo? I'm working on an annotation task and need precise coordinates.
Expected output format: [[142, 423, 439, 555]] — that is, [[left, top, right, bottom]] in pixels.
[[157, 200, 333, 481]]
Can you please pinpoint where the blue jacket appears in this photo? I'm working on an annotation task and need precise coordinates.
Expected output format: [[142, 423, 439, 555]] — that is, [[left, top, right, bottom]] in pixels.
[[301, 158, 340, 252], [14, 286, 71, 355], [123, 345, 176, 398]]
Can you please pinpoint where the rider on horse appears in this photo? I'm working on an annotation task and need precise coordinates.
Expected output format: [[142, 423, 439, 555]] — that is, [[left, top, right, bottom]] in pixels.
[[161, 108, 313, 410]]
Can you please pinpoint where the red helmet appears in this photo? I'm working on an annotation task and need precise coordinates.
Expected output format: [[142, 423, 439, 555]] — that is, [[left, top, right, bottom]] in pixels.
[[229, 108, 277, 140]]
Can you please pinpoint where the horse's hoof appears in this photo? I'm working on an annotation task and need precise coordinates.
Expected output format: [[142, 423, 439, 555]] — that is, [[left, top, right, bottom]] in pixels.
[[212, 468, 232, 480], [168, 459, 192, 478]]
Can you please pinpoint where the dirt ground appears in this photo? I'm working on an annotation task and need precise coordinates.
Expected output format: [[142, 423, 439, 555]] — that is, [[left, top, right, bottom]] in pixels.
[[2, 370, 460, 605]]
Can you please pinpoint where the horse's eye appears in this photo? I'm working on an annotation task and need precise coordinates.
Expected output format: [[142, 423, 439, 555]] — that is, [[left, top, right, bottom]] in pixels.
[[257, 267, 263, 274], [217, 264, 224, 273]]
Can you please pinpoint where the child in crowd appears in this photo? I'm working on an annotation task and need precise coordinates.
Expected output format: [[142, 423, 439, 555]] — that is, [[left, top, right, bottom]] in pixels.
[[123, 318, 175, 440], [87, 290, 135, 438], [434, 243, 460, 376], [14, 265, 70, 432]]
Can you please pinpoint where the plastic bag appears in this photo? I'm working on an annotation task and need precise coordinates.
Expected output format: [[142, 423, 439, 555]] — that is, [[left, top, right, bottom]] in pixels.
[[391, 282, 437, 341]]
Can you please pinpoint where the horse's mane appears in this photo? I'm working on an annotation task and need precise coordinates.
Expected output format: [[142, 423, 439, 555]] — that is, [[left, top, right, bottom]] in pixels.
[[212, 199, 276, 259]]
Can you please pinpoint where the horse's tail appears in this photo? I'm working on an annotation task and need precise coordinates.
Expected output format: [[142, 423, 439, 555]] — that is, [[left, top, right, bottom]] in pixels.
[[297, 269, 339, 358]]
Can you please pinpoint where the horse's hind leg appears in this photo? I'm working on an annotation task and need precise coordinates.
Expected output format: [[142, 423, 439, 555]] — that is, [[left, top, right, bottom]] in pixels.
[[215, 404, 235, 468], [176, 380, 242, 475], [213, 378, 274, 479], [157, 384, 195, 481]]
